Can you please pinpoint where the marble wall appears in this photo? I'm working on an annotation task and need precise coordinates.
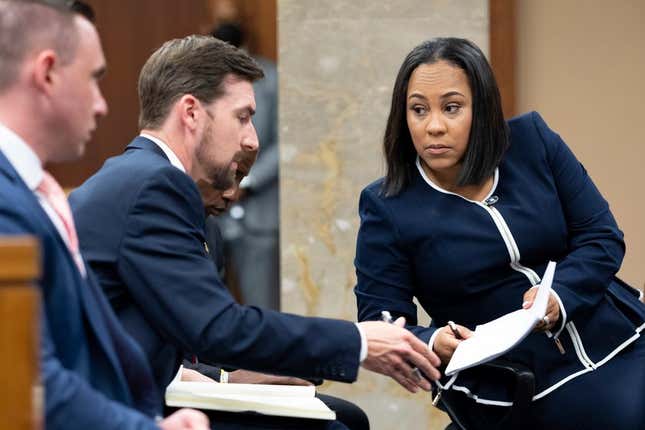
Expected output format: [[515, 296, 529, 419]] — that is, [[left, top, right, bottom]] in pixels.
[[279, 1, 488, 429]]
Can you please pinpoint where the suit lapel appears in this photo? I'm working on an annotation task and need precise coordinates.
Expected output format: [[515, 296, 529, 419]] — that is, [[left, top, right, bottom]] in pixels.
[[0, 152, 72, 256]]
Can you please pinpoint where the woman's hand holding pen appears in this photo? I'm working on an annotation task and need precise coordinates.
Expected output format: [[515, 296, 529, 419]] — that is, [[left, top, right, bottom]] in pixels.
[[522, 287, 560, 331], [432, 322, 473, 365]]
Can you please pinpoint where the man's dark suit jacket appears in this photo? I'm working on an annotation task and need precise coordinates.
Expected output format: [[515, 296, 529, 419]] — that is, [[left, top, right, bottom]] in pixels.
[[0, 152, 160, 429], [69, 136, 361, 394]]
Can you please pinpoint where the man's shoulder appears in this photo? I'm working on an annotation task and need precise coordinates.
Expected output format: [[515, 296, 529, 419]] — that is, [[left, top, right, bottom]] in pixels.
[[0, 171, 24, 205], [70, 143, 203, 257], [0, 186, 32, 232], [73, 141, 195, 206], [0, 165, 40, 229], [95, 142, 174, 182]]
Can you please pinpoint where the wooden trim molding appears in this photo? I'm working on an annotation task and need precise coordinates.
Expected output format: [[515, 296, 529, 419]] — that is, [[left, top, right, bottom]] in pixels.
[[0, 236, 41, 430], [490, 0, 516, 118]]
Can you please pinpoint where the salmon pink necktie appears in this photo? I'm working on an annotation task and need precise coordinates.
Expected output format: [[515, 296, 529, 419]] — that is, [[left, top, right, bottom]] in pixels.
[[37, 171, 85, 274]]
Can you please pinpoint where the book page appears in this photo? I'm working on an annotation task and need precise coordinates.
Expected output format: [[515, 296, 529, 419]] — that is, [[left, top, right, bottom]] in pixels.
[[165, 366, 335, 420], [171, 380, 316, 398], [444, 261, 556, 376]]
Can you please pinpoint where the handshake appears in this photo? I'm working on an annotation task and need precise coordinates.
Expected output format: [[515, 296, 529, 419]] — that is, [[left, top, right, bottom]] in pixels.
[[358, 317, 441, 392]]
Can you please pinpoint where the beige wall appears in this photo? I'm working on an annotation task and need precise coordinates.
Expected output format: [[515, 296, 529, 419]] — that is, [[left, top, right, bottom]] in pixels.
[[278, 1, 488, 429], [517, 0, 645, 289]]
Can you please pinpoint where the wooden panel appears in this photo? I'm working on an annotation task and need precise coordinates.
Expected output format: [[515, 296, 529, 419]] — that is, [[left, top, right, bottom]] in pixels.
[[205, 0, 277, 61], [241, 0, 277, 61], [48, 0, 209, 188], [0, 236, 40, 281], [0, 237, 41, 430], [490, 0, 516, 118]]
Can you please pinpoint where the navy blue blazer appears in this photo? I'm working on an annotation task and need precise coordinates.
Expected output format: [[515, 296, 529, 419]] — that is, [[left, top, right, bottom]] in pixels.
[[70, 137, 361, 393], [355, 112, 645, 404], [0, 153, 160, 429]]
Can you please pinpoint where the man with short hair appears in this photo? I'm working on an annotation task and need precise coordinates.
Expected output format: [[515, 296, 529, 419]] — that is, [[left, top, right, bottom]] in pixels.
[[0, 1, 207, 428], [70, 35, 441, 429]]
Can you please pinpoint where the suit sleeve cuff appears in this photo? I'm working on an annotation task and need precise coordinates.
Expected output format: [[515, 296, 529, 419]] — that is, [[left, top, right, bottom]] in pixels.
[[355, 323, 368, 362]]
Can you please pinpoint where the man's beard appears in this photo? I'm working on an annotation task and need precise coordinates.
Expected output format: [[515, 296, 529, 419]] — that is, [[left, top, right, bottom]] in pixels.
[[196, 128, 236, 191], [208, 161, 236, 190]]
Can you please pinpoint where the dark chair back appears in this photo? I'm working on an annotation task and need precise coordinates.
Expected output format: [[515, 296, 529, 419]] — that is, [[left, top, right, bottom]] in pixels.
[[442, 359, 536, 430]]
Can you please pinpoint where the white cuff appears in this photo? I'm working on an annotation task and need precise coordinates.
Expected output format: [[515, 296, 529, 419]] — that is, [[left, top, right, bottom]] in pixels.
[[428, 326, 444, 352], [550, 289, 567, 338], [355, 323, 368, 362]]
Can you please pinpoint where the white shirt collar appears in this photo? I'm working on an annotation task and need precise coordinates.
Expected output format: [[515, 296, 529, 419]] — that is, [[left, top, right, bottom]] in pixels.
[[0, 122, 43, 190], [139, 133, 186, 173]]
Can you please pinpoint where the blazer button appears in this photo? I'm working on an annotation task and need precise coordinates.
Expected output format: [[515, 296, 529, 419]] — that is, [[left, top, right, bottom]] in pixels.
[[484, 195, 499, 206]]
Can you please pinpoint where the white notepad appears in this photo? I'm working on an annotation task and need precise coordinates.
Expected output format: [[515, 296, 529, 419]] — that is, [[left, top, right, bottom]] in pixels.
[[445, 261, 556, 376], [165, 366, 336, 420]]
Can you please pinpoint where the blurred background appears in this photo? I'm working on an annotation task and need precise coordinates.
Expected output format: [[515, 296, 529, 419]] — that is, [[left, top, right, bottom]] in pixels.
[[52, 1, 644, 429]]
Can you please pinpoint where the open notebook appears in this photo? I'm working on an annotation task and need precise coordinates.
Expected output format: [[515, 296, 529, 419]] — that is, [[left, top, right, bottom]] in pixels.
[[445, 261, 556, 376], [165, 366, 336, 420]]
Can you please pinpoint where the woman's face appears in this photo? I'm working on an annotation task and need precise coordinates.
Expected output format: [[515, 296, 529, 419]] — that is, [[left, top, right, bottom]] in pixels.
[[406, 60, 472, 186]]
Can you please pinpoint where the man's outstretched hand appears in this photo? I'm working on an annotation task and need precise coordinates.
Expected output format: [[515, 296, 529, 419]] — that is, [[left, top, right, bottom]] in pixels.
[[358, 317, 441, 393]]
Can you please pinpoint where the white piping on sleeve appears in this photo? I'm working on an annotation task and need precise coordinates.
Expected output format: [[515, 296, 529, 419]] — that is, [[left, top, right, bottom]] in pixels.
[[549, 288, 567, 339]]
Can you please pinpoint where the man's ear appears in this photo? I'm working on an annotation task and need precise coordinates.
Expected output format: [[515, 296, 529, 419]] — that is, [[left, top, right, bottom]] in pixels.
[[31, 50, 58, 95], [177, 94, 203, 132]]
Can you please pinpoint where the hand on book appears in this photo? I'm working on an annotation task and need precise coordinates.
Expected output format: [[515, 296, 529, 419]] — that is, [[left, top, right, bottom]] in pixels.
[[180, 367, 312, 386], [358, 317, 441, 393], [228, 370, 313, 386], [522, 287, 560, 331], [433, 323, 473, 365], [159, 408, 209, 430]]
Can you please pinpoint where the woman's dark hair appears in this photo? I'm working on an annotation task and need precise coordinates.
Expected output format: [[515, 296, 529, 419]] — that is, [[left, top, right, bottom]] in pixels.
[[382, 37, 508, 196]]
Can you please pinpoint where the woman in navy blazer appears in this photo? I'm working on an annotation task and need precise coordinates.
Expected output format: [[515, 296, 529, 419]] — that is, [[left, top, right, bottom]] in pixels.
[[354, 38, 644, 429]]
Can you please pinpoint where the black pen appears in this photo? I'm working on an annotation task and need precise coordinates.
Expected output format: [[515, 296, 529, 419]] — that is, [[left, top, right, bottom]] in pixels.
[[447, 320, 463, 339], [380, 311, 423, 381]]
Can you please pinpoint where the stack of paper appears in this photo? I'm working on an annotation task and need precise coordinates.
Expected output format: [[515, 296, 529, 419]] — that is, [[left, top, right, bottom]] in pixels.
[[165, 366, 336, 420], [445, 261, 556, 376]]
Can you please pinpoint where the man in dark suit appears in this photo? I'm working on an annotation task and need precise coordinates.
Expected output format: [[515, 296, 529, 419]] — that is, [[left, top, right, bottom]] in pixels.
[[0, 1, 208, 429], [70, 35, 441, 427]]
